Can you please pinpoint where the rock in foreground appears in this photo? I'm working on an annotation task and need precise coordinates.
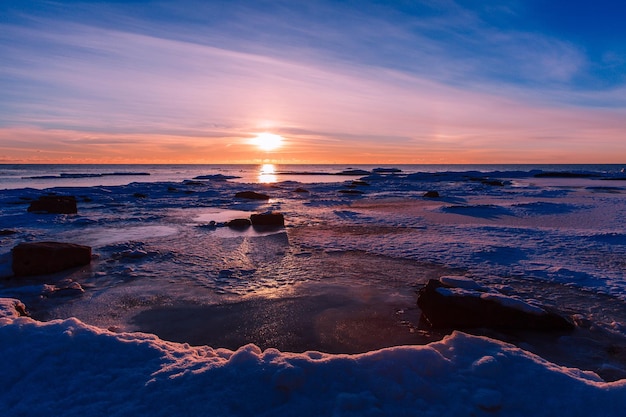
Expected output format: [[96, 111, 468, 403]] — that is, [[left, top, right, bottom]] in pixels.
[[417, 277, 575, 331], [12, 242, 92, 277]]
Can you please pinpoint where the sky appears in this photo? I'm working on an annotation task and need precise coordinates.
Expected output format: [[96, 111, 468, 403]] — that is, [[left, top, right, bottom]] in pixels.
[[1, 0, 625, 164]]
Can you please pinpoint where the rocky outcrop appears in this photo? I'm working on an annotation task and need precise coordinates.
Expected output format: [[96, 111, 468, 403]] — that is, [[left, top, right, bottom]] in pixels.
[[250, 212, 285, 227], [27, 196, 77, 214], [423, 191, 440, 198], [235, 191, 270, 200], [417, 277, 575, 331], [12, 242, 92, 277]]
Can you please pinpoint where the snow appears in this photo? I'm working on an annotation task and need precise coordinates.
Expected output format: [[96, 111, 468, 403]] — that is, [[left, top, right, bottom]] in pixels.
[[1, 314, 625, 417], [2, 165, 626, 415], [436, 275, 547, 315]]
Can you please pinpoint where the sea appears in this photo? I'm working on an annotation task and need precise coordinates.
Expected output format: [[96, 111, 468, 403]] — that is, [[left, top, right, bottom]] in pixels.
[[1, 163, 625, 189]]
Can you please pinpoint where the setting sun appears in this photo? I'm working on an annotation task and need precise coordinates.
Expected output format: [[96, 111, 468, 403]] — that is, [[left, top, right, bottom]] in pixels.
[[252, 133, 283, 152]]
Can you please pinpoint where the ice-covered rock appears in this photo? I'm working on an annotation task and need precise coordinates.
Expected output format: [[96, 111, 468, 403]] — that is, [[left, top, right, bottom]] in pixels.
[[417, 278, 575, 331]]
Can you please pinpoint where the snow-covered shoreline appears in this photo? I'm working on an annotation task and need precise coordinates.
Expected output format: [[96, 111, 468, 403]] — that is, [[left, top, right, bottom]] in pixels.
[[2, 305, 625, 417], [2, 167, 626, 415]]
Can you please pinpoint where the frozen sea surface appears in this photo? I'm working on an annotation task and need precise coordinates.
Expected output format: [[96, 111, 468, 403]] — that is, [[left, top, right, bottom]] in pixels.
[[2, 166, 626, 415]]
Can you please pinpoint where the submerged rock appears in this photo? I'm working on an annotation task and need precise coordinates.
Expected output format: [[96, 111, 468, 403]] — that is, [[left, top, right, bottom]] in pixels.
[[235, 191, 270, 200], [12, 242, 92, 277], [27, 195, 77, 214], [417, 277, 575, 331], [423, 191, 440, 198]]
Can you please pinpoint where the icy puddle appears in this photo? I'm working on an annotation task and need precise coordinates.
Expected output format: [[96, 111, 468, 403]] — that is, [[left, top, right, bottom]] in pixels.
[[59, 225, 179, 247]]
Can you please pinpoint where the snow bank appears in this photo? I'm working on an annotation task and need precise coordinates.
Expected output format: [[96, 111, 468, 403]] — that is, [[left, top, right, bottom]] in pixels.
[[1, 310, 625, 417]]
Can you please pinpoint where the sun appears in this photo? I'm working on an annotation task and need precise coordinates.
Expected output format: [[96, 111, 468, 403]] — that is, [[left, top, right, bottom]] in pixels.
[[252, 132, 283, 151]]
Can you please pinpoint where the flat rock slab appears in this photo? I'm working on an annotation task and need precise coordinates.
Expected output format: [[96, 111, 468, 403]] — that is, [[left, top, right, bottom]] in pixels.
[[12, 242, 92, 277]]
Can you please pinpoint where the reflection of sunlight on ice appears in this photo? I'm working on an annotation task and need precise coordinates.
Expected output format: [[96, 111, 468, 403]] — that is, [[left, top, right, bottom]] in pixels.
[[258, 164, 277, 183]]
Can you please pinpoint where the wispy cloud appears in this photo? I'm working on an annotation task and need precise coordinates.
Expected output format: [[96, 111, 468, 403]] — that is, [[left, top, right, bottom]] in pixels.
[[0, 0, 625, 163]]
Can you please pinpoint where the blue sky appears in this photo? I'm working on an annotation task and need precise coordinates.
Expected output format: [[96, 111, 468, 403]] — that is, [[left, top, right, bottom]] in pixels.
[[1, 0, 625, 163]]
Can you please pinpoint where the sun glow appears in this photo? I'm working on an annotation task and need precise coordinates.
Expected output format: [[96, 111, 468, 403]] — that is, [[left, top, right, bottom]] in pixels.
[[252, 132, 283, 151], [258, 163, 277, 183]]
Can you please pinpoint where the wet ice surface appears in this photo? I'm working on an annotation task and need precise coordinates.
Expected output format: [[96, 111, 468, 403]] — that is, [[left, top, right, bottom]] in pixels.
[[2, 171, 626, 380]]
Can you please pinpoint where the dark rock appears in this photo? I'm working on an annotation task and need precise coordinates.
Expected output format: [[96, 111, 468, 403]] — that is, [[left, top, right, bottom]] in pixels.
[[351, 180, 370, 186], [227, 218, 252, 229], [250, 212, 285, 227], [373, 167, 402, 174], [27, 195, 77, 214], [423, 191, 440, 198], [167, 186, 178, 192], [0, 229, 17, 236], [235, 191, 270, 200], [417, 278, 575, 331], [133, 192, 147, 198], [534, 172, 598, 178], [481, 180, 505, 186], [293, 187, 310, 193], [12, 242, 92, 277], [338, 189, 364, 195], [337, 169, 371, 176]]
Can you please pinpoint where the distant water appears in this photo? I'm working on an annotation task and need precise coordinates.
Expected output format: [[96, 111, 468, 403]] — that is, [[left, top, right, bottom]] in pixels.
[[1, 163, 624, 190]]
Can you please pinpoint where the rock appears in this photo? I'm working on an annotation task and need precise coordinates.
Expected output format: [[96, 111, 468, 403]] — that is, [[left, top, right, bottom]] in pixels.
[[235, 191, 270, 200], [250, 212, 285, 227], [373, 167, 402, 174], [423, 191, 440, 198], [0, 299, 28, 318], [351, 180, 370, 186], [183, 180, 206, 186], [481, 179, 505, 186], [338, 189, 364, 195], [133, 192, 147, 198], [293, 187, 310, 193], [12, 242, 92, 277], [227, 218, 252, 229], [43, 281, 85, 298], [0, 229, 18, 236], [417, 278, 575, 331], [27, 195, 77, 214], [337, 169, 370, 176]]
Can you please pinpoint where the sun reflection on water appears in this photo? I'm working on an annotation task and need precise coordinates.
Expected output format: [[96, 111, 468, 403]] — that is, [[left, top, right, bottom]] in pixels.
[[258, 164, 277, 183]]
